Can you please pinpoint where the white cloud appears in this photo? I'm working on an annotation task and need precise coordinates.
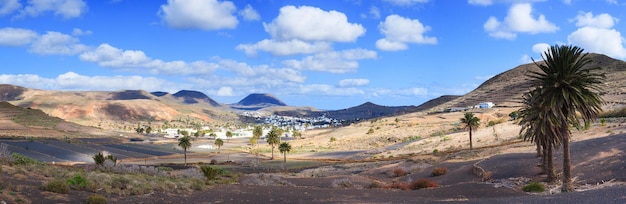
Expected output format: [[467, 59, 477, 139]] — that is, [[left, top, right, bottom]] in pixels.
[[71, 28, 92, 36], [0, 0, 21, 15], [29, 31, 89, 55], [216, 59, 306, 83], [0, 27, 37, 46], [298, 84, 364, 96], [369, 6, 380, 19], [568, 12, 626, 59], [238, 4, 260, 21], [520, 54, 532, 63], [263, 5, 365, 42], [216, 86, 234, 96], [159, 0, 238, 30], [19, 0, 87, 19], [236, 39, 332, 56], [79, 43, 219, 75], [282, 49, 377, 73], [468, 0, 547, 6], [484, 3, 558, 39], [339, 79, 370, 87], [376, 15, 437, 51], [568, 27, 626, 59], [0, 72, 171, 91], [573, 12, 617, 29], [383, 0, 429, 6], [532, 43, 550, 54]]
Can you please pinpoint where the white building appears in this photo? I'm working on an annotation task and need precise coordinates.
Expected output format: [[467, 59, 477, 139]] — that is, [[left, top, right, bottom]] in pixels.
[[479, 102, 495, 109]]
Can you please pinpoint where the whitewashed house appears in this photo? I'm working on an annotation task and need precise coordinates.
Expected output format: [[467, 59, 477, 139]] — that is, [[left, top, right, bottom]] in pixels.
[[479, 102, 495, 109]]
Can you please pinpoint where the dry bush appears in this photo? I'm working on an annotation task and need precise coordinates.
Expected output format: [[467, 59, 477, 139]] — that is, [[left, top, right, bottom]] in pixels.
[[431, 167, 448, 176], [386, 182, 409, 190], [409, 179, 438, 190], [330, 178, 361, 189], [392, 168, 407, 177], [86, 194, 107, 204], [41, 179, 70, 194]]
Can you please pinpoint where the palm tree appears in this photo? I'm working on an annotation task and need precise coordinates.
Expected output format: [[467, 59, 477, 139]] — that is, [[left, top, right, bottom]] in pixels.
[[178, 136, 192, 165], [528, 45, 605, 192], [253, 126, 263, 139], [225, 131, 233, 142], [214, 138, 224, 150], [265, 128, 281, 160], [519, 88, 560, 182], [279, 142, 292, 163], [460, 112, 480, 150]]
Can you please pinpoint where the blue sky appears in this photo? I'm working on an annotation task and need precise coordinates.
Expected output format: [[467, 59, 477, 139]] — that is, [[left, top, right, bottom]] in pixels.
[[0, 0, 625, 110]]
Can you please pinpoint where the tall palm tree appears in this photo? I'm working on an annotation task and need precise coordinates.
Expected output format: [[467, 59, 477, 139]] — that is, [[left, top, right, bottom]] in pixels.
[[279, 142, 292, 163], [519, 88, 560, 182], [528, 45, 605, 192], [460, 112, 480, 150], [178, 136, 192, 165], [266, 128, 281, 160]]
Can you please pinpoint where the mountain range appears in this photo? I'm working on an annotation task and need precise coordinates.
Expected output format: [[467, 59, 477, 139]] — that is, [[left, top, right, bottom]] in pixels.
[[0, 53, 625, 128]]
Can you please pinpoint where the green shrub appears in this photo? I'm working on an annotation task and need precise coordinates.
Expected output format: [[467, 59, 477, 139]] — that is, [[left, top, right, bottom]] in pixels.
[[11, 153, 40, 165], [329, 137, 337, 142], [111, 176, 130, 190], [200, 165, 220, 180], [156, 166, 174, 172], [367, 128, 375, 134], [86, 195, 107, 204], [431, 167, 448, 176], [41, 179, 70, 194], [409, 179, 438, 190], [432, 149, 439, 154], [522, 182, 545, 192], [67, 173, 88, 189]]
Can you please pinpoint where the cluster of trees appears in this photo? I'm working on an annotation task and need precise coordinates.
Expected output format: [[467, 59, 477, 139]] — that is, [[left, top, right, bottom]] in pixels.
[[518, 45, 604, 192]]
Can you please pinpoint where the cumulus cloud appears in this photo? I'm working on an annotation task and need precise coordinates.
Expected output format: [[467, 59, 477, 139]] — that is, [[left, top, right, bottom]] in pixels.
[[298, 84, 364, 96], [573, 12, 617, 29], [0, 72, 171, 91], [339, 78, 370, 87], [376, 15, 437, 51], [383, 0, 429, 6], [567, 12, 626, 59], [263, 5, 365, 42], [159, 0, 238, 30], [79, 43, 219, 75], [483, 3, 558, 39], [238, 4, 260, 21], [532, 43, 550, 54], [216, 86, 234, 96], [217, 59, 306, 83], [19, 0, 87, 19], [0, 27, 37, 46], [282, 49, 377, 73], [0, 0, 21, 15], [236, 39, 332, 56], [71, 28, 92, 36], [29, 31, 89, 55]]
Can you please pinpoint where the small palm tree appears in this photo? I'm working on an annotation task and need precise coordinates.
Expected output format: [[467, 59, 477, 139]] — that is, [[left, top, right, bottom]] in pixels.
[[178, 136, 192, 165], [214, 138, 224, 150], [279, 142, 292, 163], [528, 45, 605, 192], [225, 131, 233, 142], [460, 112, 480, 150], [266, 128, 281, 160], [93, 152, 105, 166]]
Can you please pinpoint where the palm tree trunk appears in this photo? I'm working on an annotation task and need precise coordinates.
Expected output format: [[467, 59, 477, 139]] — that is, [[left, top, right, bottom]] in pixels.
[[536, 142, 543, 157], [283, 153, 286, 163], [184, 151, 187, 166], [271, 146, 275, 160], [469, 126, 473, 150], [546, 143, 556, 183], [561, 123, 573, 192], [542, 143, 548, 172]]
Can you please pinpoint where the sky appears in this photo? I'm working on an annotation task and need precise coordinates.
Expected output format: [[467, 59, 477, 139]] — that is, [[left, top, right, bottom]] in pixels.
[[0, 0, 625, 110]]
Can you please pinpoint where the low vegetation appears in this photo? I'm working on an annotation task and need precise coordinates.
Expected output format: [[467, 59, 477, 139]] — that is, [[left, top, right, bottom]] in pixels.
[[431, 167, 448, 176], [522, 182, 545, 193]]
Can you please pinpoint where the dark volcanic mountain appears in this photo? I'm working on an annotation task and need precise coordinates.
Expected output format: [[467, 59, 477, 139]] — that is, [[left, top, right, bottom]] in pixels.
[[0, 84, 26, 101], [173, 90, 220, 106], [150, 91, 169, 97], [109, 90, 152, 100], [274, 102, 420, 121], [238, 93, 286, 106]]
